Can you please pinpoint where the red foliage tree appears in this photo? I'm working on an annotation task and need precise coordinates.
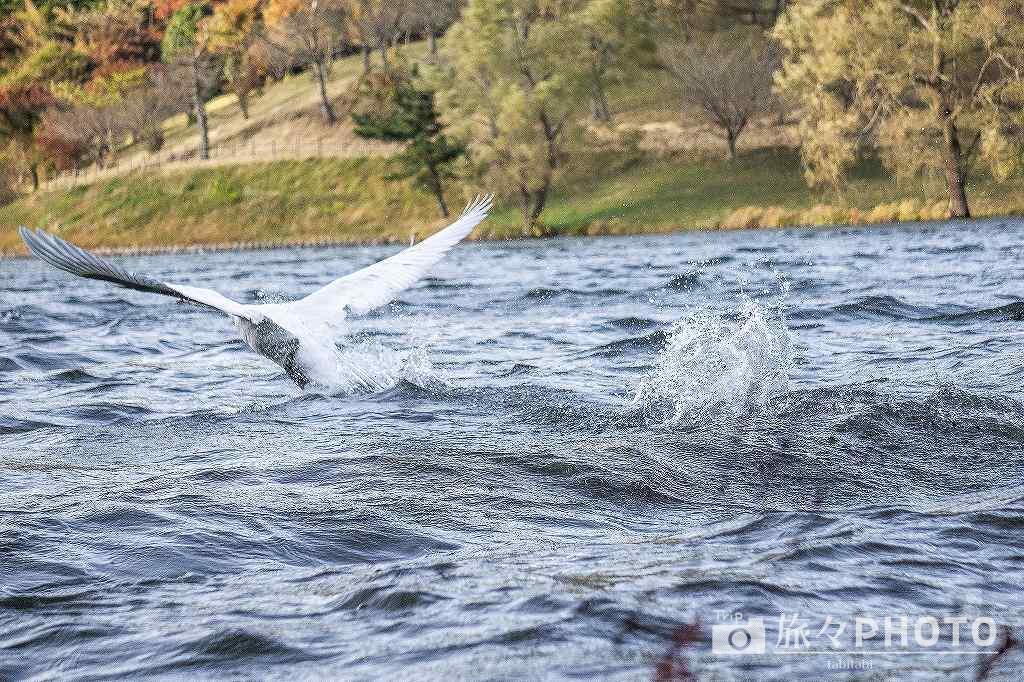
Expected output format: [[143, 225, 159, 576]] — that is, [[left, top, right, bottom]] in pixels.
[[35, 124, 89, 171]]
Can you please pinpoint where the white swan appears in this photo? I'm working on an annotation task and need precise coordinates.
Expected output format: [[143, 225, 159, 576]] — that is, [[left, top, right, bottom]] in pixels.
[[19, 194, 493, 388]]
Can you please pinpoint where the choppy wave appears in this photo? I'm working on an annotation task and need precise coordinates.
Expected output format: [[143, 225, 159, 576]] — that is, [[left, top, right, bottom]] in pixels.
[[5, 222, 1024, 680], [796, 295, 1024, 323], [632, 297, 792, 425]]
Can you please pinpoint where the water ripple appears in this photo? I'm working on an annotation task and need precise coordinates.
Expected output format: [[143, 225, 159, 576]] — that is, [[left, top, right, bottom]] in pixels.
[[3, 221, 1024, 678]]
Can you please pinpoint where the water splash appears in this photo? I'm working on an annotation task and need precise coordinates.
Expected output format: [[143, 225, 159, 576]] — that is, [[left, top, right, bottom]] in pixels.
[[257, 305, 444, 394], [632, 297, 792, 425], [313, 339, 441, 395]]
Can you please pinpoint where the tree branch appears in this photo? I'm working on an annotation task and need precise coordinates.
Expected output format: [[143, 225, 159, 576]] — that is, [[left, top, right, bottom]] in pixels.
[[895, 3, 931, 30]]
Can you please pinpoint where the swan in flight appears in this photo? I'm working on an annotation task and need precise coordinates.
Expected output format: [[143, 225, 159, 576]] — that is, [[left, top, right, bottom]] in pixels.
[[19, 194, 493, 388]]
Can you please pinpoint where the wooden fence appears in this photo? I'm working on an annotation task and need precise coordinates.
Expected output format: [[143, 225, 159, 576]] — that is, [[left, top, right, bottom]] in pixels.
[[34, 136, 395, 191]]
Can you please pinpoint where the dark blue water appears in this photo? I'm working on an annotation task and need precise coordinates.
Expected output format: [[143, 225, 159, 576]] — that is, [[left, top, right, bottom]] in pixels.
[[2, 220, 1024, 680]]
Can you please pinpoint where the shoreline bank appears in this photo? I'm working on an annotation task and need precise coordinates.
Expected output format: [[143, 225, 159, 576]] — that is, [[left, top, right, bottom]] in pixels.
[[4, 212, 1016, 260], [5, 153, 1024, 258]]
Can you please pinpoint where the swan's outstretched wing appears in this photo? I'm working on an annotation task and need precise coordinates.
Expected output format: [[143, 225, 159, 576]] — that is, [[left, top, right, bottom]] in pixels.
[[294, 194, 493, 316], [18, 227, 258, 321]]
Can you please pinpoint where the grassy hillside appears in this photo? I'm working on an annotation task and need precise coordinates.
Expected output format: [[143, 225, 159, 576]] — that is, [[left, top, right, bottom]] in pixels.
[[6, 148, 1024, 255], [4, 42, 1024, 255]]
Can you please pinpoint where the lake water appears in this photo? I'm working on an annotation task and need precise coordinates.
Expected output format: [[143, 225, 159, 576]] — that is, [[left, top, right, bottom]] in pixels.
[[2, 219, 1024, 679]]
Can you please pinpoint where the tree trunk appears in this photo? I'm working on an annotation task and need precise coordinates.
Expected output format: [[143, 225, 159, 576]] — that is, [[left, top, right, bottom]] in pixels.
[[314, 61, 336, 125], [29, 163, 39, 192], [518, 183, 549, 233], [435, 192, 449, 218], [425, 162, 449, 217], [726, 129, 737, 160], [192, 63, 210, 161], [590, 70, 612, 123], [942, 114, 970, 219], [529, 187, 547, 224], [237, 92, 249, 120], [538, 111, 560, 170], [433, 188, 449, 218], [525, 109, 559, 230], [518, 186, 532, 231], [362, 46, 371, 74], [428, 31, 438, 60], [427, 163, 449, 217]]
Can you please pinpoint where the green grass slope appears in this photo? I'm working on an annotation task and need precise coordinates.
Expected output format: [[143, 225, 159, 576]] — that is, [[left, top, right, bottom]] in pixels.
[[8, 148, 1024, 255]]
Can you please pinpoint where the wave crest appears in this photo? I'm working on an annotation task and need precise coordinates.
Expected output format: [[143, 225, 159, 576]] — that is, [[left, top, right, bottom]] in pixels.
[[311, 339, 442, 395], [632, 298, 792, 424]]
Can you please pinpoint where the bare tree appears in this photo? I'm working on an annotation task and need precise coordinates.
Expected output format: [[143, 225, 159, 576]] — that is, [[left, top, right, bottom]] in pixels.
[[120, 67, 190, 151], [250, 39, 296, 81], [172, 52, 221, 158], [661, 29, 777, 160], [36, 63, 187, 171], [263, 0, 348, 124], [41, 102, 128, 169], [347, 0, 407, 74], [404, 0, 461, 60], [224, 50, 265, 120]]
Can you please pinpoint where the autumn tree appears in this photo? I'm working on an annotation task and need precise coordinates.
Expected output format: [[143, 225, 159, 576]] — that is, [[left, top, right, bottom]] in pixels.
[[44, 65, 147, 167], [774, 0, 1024, 219], [0, 0, 92, 187], [263, 0, 347, 124], [162, 0, 219, 159], [208, 0, 266, 119], [57, 0, 162, 69], [661, 27, 777, 159], [153, 0, 194, 21], [434, 0, 590, 231], [0, 1, 80, 188], [353, 70, 464, 216]]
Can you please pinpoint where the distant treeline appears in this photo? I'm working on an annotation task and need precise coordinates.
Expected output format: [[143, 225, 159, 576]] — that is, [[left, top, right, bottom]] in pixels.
[[3, 1, 1024, 230]]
